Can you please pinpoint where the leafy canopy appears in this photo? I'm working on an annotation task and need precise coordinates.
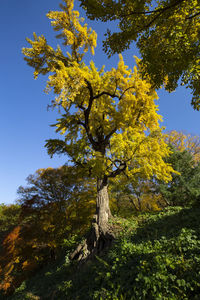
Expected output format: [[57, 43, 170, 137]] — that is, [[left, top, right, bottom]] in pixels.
[[22, 0, 174, 184], [79, 0, 200, 110], [165, 130, 200, 164], [156, 147, 200, 206]]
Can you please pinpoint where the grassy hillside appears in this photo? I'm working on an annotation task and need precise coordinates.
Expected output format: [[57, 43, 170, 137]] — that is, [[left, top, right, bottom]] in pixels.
[[3, 206, 200, 300]]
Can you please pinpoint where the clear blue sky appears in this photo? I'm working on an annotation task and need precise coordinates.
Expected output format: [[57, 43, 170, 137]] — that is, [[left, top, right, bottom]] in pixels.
[[0, 0, 199, 204]]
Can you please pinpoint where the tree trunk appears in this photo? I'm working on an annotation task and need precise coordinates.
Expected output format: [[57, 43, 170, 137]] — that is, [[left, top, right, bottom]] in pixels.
[[70, 176, 114, 261], [96, 176, 111, 234]]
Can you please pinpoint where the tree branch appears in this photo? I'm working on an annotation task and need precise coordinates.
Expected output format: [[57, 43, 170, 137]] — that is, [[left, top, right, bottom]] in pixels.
[[82, 79, 100, 150], [108, 161, 127, 178], [104, 126, 117, 144], [77, 102, 86, 111], [187, 11, 200, 20], [93, 90, 119, 100], [119, 0, 184, 18], [119, 85, 135, 100]]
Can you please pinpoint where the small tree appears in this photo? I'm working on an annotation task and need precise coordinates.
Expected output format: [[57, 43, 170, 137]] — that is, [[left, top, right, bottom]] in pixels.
[[23, 0, 174, 259]]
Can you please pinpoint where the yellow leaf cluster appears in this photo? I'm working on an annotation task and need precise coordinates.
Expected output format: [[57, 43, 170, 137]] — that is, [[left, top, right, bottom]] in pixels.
[[47, 0, 97, 58]]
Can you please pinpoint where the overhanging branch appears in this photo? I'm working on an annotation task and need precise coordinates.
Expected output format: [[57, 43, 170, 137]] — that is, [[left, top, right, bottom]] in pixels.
[[119, 0, 185, 18]]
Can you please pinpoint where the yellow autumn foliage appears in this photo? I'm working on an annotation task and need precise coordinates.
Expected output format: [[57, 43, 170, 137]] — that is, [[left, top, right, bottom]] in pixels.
[[23, 0, 175, 198]]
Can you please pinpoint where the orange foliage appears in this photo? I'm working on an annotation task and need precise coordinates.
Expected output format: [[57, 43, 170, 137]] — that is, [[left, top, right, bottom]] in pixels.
[[0, 226, 22, 294], [0, 166, 96, 295], [166, 131, 200, 164]]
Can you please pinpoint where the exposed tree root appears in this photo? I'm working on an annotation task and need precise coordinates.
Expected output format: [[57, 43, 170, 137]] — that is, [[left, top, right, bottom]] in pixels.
[[70, 215, 115, 262]]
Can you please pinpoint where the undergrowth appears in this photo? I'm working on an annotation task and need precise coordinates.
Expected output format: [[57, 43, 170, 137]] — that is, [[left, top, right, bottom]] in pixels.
[[3, 206, 200, 300]]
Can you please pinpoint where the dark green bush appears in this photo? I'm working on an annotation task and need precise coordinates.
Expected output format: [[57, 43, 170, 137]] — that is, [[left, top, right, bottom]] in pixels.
[[156, 148, 200, 207]]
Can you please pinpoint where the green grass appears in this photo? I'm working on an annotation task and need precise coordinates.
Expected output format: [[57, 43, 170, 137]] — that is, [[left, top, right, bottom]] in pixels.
[[4, 206, 200, 300]]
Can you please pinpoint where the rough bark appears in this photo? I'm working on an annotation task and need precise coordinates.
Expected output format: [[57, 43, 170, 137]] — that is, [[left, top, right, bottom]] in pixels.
[[96, 177, 112, 233], [70, 176, 114, 262]]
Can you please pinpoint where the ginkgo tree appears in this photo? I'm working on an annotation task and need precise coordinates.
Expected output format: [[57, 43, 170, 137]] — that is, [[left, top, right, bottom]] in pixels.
[[23, 0, 175, 259]]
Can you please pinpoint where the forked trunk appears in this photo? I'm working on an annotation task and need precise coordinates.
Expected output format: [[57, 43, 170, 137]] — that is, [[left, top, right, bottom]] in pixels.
[[70, 176, 114, 261]]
